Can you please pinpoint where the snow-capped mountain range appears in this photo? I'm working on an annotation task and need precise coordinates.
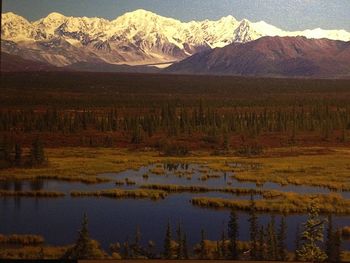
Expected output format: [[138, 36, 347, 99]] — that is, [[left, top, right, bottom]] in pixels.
[[2, 9, 350, 67]]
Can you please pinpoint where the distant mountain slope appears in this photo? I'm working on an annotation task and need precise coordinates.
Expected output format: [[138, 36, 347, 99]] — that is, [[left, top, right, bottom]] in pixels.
[[165, 36, 350, 78], [65, 61, 159, 73], [0, 52, 159, 73], [2, 10, 350, 67], [1, 52, 59, 72]]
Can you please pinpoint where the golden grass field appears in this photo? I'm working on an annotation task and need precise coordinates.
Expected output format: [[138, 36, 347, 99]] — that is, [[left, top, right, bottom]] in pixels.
[[0, 146, 349, 213], [1, 146, 349, 189]]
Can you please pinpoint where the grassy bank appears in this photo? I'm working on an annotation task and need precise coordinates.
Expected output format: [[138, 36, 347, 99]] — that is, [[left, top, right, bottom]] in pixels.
[[0, 147, 350, 192], [342, 226, 350, 240], [71, 188, 167, 200], [140, 184, 262, 195], [0, 245, 69, 260], [0, 190, 65, 198], [231, 148, 350, 191], [191, 192, 350, 214], [0, 234, 44, 245]]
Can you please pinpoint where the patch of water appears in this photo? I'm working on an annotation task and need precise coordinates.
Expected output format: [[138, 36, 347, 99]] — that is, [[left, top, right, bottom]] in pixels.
[[0, 194, 349, 251]]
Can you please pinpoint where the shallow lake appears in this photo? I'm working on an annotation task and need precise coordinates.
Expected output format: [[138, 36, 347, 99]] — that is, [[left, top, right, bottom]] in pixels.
[[0, 163, 349, 252]]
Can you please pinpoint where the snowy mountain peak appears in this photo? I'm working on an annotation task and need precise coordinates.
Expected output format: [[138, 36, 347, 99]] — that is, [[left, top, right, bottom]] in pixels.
[[2, 12, 25, 20], [45, 12, 66, 20], [35, 12, 67, 25], [1, 10, 350, 67], [113, 9, 180, 27], [1, 12, 34, 41], [2, 12, 31, 26], [213, 15, 237, 24], [240, 18, 251, 25], [123, 9, 159, 17]]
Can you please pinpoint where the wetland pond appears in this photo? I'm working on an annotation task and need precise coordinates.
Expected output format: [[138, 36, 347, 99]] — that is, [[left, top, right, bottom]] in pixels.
[[0, 163, 349, 251]]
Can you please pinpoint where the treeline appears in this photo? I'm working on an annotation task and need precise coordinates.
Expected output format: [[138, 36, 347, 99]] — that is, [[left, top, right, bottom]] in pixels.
[[0, 137, 46, 169], [0, 102, 349, 146], [2, 72, 350, 149], [63, 200, 345, 261]]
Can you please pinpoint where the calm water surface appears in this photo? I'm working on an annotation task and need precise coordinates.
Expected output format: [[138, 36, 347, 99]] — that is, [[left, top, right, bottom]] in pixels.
[[0, 163, 349, 251]]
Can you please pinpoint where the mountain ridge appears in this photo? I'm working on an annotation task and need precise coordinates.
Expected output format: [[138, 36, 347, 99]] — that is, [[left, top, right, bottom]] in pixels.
[[165, 36, 350, 78], [2, 10, 350, 67]]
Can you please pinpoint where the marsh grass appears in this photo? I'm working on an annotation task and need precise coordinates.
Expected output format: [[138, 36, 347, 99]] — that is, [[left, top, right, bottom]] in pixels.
[[1, 147, 349, 192], [0, 234, 45, 245], [231, 148, 350, 191], [343, 251, 350, 262], [115, 180, 125, 185], [140, 184, 262, 195], [70, 188, 167, 200], [199, 173, 221, 181], [199, 175, 208, 181], [0, 148, 158, 183], [0, 190, 65, 198], [125, 178, 136, 185], [149, 166, 166, 175], [342, 226, 350, 240], [174, 170, 194, 178], [0, 245, 69, 259], [191, 192, 350, 214]]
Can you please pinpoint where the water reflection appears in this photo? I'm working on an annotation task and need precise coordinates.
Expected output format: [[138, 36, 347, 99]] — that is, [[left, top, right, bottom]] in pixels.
[[14, 181, 23, 191], [0, 181, 11, 190], [164, 163, 189, 171], [0, 195, 349, 251], [0, 162, 349, 252], [0, 163, 349, 199], [30, 180, 44, 191]]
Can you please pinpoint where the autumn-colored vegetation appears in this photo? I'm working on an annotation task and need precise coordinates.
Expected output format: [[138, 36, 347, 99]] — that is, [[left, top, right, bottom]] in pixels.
[[1, 72, 350, 260], [70, 188, 167, 200], [342, 226, 350, 240], [191, 193, 350, 214], [140, 184, 261, 195], [0, 234, 44, 245], [0, 190, 65, 197], [1, 72, 350, 151]]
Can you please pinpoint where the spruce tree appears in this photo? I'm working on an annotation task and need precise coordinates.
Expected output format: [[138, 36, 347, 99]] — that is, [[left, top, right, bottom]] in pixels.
[[220, 227, 226, 258], [258, 226, 266, 261], [163, 221, 172, 259], [326, 215, 343, 263], [294, 224, 301, 262], [228, 210, 239, 259], [14, 143, 22, 167], [147, 240, 156, 259], [248, 195, 258, 260], [200, 229, 207, 259], [332, 229, 342, 263], [37, 246, 44, 259], [326, 214, 334, 261], [183, 232, 189, 259], [216, 241, 222, 259], [277, 215, 287, 261], [133, 226, 142, 256], [176, 223, 184, 259], [73, 213, 92, 257], [267, 216, 277, 261], [30, 137, 46, 166], [63, 213, 102, 259], [0, 136, 12, 168], [122, 237, 130, 259], [296, 202, 327, 262]]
